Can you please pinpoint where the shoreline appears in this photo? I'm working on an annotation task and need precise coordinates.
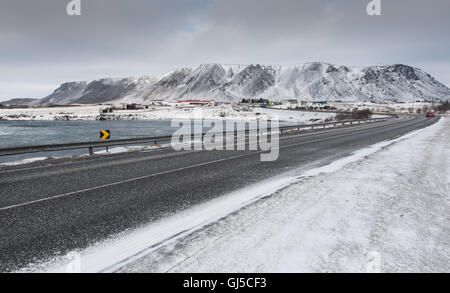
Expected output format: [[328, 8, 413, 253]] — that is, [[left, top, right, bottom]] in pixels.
[[0, 105, 337, 123]]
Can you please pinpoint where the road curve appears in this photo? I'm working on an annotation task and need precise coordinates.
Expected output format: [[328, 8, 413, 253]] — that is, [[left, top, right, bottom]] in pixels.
[[0, 115, 439, 271]]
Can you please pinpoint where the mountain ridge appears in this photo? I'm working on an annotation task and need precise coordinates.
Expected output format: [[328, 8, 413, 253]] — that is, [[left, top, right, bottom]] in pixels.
[[25, 63, 450, 105]]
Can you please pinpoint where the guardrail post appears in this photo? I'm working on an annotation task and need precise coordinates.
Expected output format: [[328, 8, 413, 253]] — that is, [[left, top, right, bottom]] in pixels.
[[89, 147, 94, 156]]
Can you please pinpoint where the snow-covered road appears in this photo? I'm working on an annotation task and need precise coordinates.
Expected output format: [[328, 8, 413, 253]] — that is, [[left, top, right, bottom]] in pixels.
[[120, 118, 449, 273]]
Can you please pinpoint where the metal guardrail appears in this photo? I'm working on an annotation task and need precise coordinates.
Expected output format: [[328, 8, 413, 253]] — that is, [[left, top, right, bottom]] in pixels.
[[278, 117, 393, 133], [0, 117, 394, 157]]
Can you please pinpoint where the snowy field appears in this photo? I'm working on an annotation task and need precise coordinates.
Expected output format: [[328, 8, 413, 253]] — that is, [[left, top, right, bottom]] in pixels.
[[32, 118, 449, 273], [0, 105, 335, 123], [273, 101, 446, 114], [325, 102, 440, 114]]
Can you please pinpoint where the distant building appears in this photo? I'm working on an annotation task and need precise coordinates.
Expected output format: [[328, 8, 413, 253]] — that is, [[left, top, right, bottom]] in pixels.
[[149, 100, 166, 106], [126, 103, 144, 110], [176, 99, 215, 106]]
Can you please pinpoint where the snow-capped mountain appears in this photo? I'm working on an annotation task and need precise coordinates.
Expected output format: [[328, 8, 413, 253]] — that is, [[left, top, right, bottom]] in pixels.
[[37, 81, 88, 105], [36, 63, 450, 104]]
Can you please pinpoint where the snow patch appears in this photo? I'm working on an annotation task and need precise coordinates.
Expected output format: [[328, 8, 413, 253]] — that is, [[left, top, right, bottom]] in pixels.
[[1, 157, 50, 166]]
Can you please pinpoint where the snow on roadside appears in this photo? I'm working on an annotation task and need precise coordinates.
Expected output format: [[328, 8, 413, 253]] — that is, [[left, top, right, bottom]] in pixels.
[[28, 118, 448, 273], [117, 118, 449, 273], [0, 157, 50, 166]]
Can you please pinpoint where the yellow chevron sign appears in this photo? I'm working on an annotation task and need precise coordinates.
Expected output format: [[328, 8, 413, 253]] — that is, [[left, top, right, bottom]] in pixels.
[[100, 130, 110, 140]]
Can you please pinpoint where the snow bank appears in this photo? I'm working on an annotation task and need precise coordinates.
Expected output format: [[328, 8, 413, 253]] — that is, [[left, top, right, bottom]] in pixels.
[[1, 157, 50, 166], [115, 118, 447, 273]]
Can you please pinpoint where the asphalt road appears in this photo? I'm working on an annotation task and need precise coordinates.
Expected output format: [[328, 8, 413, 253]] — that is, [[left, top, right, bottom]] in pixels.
[[0, 115, 439, 271]]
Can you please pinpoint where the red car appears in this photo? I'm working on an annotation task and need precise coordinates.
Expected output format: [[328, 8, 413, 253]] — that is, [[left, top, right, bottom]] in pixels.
[[426, 112, 436, 118]]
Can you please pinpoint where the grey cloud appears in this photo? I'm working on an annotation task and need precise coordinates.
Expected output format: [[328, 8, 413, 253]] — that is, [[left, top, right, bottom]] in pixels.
[[0, 0, 449, 100]]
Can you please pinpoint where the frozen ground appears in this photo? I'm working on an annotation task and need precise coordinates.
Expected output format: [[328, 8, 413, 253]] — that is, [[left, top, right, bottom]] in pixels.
[[0, 104, 335, 122], [34, 118, 449, 273], [0, 105, 105, 120], [0, 102, 444, 122]]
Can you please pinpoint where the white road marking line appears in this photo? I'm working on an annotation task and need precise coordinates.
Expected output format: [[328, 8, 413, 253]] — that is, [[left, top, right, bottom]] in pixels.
[[0, 153, 253, 212], [0, 128, 381, 212]]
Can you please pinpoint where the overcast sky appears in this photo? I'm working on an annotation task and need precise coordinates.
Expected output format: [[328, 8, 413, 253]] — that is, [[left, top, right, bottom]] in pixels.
[[0, 0, 449, 101]]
